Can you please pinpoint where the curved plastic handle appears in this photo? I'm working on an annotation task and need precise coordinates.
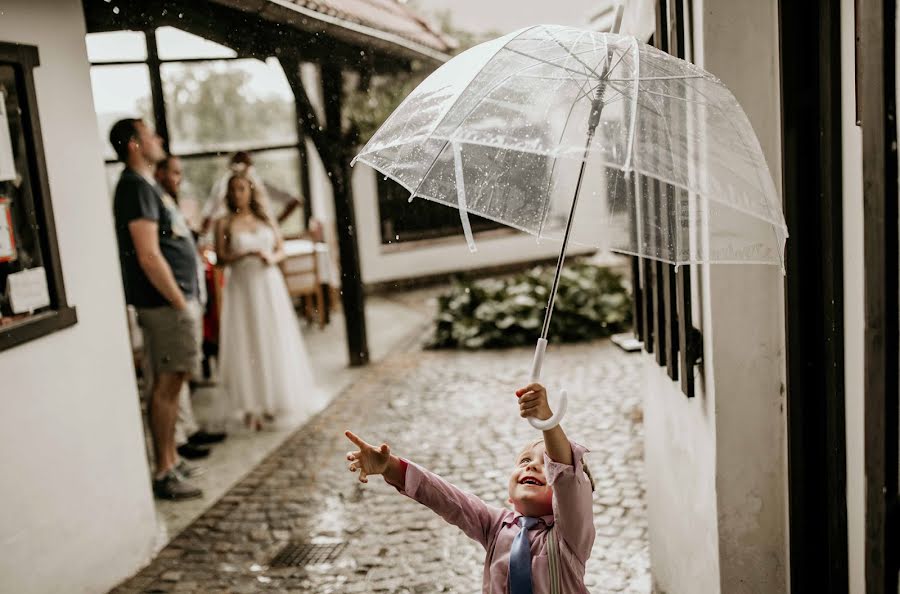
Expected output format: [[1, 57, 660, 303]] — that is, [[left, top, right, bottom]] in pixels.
[[526, 338, 568, 431]]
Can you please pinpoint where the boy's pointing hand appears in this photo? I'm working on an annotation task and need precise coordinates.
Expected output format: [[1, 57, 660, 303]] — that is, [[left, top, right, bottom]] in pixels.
[[345, 430, 391, 484]]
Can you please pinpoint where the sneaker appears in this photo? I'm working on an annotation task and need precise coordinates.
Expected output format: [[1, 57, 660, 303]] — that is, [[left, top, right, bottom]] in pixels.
[[176, 459, 204, 478], [188, 430, 227, 446], [177, 443, 211, 460], [152, 470, 203, 501]]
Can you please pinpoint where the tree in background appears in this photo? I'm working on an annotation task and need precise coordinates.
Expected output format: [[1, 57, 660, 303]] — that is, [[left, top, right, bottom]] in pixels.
[[344, 7, 499, 145]]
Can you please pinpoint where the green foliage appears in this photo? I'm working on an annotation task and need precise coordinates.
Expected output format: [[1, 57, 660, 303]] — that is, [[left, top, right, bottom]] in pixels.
[[163, 67, 294, 153], [344, 8, 502, 146], [344, 71, 426, 145], [428, 262, 633, 349]]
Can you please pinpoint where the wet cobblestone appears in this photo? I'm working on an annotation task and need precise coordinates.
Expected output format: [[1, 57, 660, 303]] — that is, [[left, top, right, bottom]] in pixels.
[[112, 340, 649, 593]]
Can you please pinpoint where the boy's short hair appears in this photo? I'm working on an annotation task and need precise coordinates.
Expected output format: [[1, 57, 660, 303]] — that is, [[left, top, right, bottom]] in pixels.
[[109, 118, 140, 163], [520, 438, 596, 492]]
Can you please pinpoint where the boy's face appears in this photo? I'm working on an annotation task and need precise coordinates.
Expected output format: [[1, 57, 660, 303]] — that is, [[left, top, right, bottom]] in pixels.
[[507, 441, 553, 517]]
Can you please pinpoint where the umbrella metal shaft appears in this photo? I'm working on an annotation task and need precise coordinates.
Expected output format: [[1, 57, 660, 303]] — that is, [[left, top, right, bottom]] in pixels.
[[540, 91, 608, 340]]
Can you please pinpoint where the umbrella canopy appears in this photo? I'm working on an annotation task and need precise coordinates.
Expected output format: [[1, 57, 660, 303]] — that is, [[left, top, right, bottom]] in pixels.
[[353, 24, 788, 268]]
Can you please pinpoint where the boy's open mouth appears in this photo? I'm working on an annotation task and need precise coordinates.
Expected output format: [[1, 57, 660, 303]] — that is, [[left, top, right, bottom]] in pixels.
[[519, 476, 545, 486]]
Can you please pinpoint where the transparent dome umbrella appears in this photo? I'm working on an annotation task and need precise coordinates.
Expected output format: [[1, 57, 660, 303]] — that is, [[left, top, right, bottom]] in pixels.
[[353, 24, 788, 429]]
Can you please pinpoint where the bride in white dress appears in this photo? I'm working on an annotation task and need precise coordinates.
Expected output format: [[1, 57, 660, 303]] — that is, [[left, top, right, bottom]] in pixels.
[[214, 172, 325, 430]]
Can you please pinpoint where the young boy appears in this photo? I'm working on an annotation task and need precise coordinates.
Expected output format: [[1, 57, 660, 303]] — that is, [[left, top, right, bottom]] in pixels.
[[345, 383, 594, 594]]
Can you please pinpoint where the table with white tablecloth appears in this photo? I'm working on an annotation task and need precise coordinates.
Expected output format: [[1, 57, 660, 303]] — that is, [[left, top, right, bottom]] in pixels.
[[282, 239, 338, 286], [281, 239, 338, 325]]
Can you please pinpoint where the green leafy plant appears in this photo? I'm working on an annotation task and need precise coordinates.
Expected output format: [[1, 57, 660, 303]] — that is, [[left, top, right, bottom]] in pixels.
[[428, 262, 633, 349]]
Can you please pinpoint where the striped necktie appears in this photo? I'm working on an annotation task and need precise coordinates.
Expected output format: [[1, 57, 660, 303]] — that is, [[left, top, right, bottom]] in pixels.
[[508, 516, 539, 594]]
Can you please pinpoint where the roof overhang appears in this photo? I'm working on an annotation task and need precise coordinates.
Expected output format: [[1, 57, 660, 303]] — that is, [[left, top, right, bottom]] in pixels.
[[211, 0, 452, 64]]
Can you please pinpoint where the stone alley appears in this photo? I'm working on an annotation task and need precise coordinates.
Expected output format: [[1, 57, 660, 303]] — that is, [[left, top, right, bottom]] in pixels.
[[112, 339, 649, 594]]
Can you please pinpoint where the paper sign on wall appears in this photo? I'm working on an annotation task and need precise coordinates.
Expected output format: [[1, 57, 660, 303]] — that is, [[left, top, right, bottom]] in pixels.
[[0, 197, 14, 262], [0, 91, 15, 182], [6, 267, 50, 314]]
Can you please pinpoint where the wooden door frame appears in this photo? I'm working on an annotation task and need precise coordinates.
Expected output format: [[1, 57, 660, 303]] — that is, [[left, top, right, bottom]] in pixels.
[[857, 0, 900, 591], [779, 0, 849, 591]]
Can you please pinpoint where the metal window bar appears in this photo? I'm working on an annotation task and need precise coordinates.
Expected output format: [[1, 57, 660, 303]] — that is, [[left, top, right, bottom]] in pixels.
[[639, 173, 655, 355]]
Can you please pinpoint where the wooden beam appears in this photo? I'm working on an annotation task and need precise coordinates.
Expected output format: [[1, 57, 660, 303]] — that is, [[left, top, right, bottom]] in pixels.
[[321, 64, 369, 366], [82, 0, 415, 72], [143, 30, 170, 151], [858, 0, 900, 589]]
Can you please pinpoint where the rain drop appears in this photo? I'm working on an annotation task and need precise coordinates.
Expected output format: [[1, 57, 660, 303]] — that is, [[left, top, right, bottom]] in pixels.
[[395, 235, 399, 240], [112, 5, 119, 13]]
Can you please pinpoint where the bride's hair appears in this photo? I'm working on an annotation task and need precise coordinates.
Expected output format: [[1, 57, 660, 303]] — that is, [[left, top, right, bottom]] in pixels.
[[225, 172, 271, 226]]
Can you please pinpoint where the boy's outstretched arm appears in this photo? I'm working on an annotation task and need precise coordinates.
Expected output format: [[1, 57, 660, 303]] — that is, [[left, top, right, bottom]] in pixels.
[[344, 429, 505, 549], [345, 430, 405, 488], [515, 384, 573, 465]]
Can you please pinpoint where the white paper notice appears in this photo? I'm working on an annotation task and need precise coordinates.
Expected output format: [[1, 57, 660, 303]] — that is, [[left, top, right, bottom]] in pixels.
[[0, 91, 15, 182], [7, 267, 50, 314]]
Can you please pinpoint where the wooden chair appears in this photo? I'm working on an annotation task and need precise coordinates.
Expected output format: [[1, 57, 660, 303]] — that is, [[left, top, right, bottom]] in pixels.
[[280, 250, 326, 328]]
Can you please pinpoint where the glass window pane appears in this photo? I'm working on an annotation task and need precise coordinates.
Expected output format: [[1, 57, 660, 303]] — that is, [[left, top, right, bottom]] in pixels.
[[162, 58, 297, 154], [377, 177, 503, 244], [178, 154, 229, 226], [253, 149, 303, 237], [90, 65, 154, 161], [85, 31, 148, 63], [155, 26, 237, 60]]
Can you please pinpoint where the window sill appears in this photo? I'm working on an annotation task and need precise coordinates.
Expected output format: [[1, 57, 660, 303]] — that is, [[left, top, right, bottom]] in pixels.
[[0, 306, 78, 353], [379, 227, 519, 254]]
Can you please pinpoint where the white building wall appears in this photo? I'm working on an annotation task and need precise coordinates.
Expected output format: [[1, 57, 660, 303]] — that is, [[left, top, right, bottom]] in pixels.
[[643, 0, 789, 592], [0, 2, 158, 593]]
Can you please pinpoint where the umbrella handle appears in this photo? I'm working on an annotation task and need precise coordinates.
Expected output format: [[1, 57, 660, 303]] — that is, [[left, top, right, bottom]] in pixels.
[[527, 338, 568, 431]]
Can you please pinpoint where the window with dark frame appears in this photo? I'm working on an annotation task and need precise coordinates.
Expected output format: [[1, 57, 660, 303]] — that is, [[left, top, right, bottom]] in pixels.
[[86, 27, 311, 238], [0, 42, 77, 352], [375, 176, 507, 245], [628, 0, 702, 398]]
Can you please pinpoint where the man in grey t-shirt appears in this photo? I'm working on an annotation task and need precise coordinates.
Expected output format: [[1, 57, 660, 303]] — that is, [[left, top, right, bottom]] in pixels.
[[110, 118, 203, 501]]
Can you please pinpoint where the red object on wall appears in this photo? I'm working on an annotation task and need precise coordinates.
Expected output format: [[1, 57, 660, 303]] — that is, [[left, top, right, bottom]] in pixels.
[[0, 196, 16, 263]]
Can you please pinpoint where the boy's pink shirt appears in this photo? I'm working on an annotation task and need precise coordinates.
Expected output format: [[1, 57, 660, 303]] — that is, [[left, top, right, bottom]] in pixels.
[[388, 442, 594, 594]]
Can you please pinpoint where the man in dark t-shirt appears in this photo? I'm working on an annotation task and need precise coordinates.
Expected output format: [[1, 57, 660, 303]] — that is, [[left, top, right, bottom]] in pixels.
[[110, 118, 203, 501]]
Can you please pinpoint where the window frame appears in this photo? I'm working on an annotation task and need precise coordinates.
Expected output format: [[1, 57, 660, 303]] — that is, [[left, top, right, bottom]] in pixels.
[[0, 41, 77, 352], [373, 175, 509, 247], [89, 28, 312, 235]]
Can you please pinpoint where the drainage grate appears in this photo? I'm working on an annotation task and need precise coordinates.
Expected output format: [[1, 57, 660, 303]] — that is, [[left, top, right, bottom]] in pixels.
[[269, 541, 348, 568]]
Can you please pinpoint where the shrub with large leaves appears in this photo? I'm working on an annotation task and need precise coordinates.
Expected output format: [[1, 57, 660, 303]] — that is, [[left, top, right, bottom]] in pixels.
[[428, 262, 632, 349]]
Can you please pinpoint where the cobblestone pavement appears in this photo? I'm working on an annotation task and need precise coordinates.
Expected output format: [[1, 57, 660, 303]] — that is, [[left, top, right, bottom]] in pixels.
[[113, 339, 649, 594]]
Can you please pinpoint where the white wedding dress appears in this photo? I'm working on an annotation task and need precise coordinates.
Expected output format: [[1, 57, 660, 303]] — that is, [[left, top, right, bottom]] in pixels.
[[219, 224, 326, 428]]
